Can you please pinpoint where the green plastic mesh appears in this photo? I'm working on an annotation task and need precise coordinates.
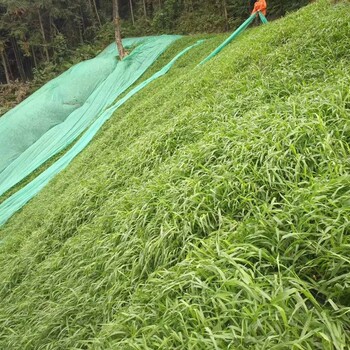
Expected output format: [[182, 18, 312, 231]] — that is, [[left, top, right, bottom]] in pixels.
[[199, 12, 268, 66], [0, 36, 180, 199], [0, 39, 204, 227]]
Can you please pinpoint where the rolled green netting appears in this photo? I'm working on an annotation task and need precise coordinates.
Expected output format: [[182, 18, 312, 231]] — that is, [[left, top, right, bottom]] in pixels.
[[199, 12, 268, 65], [259, 12, 268, 24], [0, 35, 180, 199], [0, 40, 204, 227]]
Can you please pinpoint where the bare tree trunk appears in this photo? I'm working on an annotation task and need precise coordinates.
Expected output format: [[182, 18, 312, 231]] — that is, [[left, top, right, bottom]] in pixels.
[[1, 51, 10, 84], [146, 0, 153, 17], [49, 13, 53, 40], [78, 19, 84, 44], [129, 0, 135, 25], [31, 46, 38, 69], [4, 51, 13, 80], [92, 0, 102, 27], [11, 38, 26, 81], [113, 0, 127, 60], [80, 6, 86, 34], [142, 0, 147, 18], [38, 9, 50, 62]]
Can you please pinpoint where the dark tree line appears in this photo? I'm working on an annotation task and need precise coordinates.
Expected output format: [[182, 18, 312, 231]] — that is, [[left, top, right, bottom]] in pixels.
[[0, 0, 309, 84]]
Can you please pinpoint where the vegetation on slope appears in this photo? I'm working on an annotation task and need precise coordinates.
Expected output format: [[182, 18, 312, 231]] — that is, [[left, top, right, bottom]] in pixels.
[[1, 0, 350, 348]]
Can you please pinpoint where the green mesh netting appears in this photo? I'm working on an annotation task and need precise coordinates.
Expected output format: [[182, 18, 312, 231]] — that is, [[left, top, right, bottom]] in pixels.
[[0, 35, 180, 199], [199, 12, 268, 65], [0, 39, 204, 227]]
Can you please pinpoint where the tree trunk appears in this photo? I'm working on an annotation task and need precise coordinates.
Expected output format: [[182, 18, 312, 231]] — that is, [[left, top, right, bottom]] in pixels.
[[11, 38, 26, 81], [38, 9, 50, 62], [78, 19, 84, 44], [31, 46, 38, 69], [92, 0, 102, 27], [49, 13, 53, 40], [80, 6, 86, 34], [129, 0, 135, 25], [113, 0, 126, 60], [146, 0, 153, 17], [142, 0, 147, 18], [4, 51, 13, 80], [1, 51, 10, 84]]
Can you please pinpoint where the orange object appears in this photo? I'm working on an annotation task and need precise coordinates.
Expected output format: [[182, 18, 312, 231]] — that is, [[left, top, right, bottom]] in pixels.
[[252, 0, 267, 16]]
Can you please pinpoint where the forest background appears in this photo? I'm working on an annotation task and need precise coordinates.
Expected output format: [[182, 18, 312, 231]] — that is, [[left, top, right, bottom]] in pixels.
[[0, 0, 308, 114]]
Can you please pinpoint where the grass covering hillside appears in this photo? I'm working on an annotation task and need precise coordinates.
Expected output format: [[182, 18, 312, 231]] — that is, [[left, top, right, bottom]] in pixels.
[[1, 0, 350, 348]]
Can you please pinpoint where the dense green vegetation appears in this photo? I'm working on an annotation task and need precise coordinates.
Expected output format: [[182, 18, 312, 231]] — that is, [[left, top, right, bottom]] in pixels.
[[1, 0, 350, 348]]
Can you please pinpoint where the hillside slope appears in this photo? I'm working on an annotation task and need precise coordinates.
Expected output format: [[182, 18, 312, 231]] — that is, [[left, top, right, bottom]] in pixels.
[[1, 1, 350, 349]]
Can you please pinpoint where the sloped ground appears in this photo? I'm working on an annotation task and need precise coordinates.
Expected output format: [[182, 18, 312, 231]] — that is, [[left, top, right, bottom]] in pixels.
[[1, 1, 350, 348]]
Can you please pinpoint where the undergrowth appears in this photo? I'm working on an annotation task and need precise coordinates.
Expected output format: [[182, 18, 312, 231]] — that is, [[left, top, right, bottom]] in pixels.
[[0, 1, 350, 349]]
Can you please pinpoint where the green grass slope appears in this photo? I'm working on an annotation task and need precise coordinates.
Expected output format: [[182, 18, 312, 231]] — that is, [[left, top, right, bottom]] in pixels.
[[1, 1, 350, 348]]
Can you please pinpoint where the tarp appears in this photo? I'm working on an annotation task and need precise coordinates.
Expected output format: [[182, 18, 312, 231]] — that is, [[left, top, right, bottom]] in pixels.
[[0, 35, 180, 199], [0, 40, 204, 227]]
